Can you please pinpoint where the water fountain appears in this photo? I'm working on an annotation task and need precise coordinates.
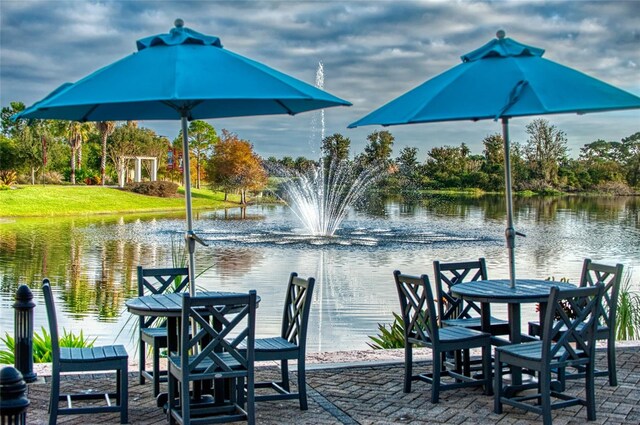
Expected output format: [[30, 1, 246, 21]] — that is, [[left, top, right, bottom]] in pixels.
[[281, 62, 383, 237]]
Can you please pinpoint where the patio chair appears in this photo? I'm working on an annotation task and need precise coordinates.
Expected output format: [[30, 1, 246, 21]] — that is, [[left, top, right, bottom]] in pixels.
[[495, 284, 604, 425], [137, 266, 189, 397], [528, 259, 623, 386], [167, 291, 257, 425], [433, 258, 509, 374], [43, 280, 128, 425], [393, 270, 492, 403], [251, 273, 315, 410]]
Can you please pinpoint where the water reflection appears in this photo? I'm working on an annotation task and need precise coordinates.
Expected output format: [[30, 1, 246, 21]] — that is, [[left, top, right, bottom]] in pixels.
[[0, 195, 638, 353]]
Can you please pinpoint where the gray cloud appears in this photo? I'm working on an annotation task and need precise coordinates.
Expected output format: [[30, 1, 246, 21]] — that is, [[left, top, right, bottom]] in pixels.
[[1, 0, 638, 159]]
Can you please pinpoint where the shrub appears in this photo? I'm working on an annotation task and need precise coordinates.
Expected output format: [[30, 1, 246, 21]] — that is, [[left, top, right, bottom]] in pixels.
[[616, 272, 640, 341], [43, 171, 64, 185], [0, 327, 96, 364], [368, 312, 406, 349], [126, 181, 179, 197], [0, 170, 17, 186], [594, 181, 636, 196]]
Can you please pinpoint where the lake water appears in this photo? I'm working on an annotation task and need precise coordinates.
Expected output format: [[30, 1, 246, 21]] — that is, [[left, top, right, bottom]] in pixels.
[[1, 194, 638, 354]]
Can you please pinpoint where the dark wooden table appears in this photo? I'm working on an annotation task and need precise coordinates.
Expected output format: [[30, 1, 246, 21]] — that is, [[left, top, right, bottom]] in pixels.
[[126, 291, 260, 406], [451, 279, 575, 386]]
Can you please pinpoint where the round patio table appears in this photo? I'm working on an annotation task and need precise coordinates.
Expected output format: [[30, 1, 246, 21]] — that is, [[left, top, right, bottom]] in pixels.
[[451, 279, 575, 387]]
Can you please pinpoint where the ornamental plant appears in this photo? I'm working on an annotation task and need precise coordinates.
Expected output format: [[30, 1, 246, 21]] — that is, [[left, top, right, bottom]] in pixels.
[[0, 327, 96, 364]]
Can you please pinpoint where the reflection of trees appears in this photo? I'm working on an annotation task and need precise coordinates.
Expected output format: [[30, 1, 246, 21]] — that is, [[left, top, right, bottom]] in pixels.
[[0, 215, 169, 322], [211, 247, 264, 279]]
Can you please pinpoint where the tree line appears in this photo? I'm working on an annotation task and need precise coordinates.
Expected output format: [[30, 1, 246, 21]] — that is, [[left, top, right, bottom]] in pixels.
[[2, 99, 638, 197]]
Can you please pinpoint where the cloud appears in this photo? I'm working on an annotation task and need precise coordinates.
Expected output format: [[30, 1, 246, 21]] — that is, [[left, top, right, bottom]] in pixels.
[[1, 0, 638, 159]]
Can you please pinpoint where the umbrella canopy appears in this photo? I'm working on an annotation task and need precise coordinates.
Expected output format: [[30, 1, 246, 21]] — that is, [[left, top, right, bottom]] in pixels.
[[16, 19, 351, 293], [349, 30, 640, 287]]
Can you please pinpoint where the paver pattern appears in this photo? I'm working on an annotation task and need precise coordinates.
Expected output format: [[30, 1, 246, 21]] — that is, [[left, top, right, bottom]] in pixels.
[[22, 347, 640, 424]]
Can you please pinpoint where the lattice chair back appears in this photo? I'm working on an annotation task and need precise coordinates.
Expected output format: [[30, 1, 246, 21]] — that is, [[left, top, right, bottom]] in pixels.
[[180, 292, 257, 381], [433, 259, 488, 324], [137, 266, 189, 327], [542, 284, 604, 368], [281, 273, 315, 348], [393, 271, 438, 346], [579, 259, 623, 337]]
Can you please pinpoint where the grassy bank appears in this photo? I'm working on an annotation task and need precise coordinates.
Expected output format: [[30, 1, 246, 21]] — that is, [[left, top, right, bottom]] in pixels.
[[0, 185, 240, 217]]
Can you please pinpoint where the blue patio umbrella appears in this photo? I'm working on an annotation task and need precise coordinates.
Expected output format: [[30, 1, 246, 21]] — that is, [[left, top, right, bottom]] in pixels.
[[16, 19, 351, 293], [349, 30, 640, 287]]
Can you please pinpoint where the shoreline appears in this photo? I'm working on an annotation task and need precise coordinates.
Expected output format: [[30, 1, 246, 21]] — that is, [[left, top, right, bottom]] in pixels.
[[15, 340, 638, 378]]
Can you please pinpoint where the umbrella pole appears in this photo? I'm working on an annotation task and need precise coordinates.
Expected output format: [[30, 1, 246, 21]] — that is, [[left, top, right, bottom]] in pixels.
[[181, 114, 197, 296], [502, 117, 517, 288]]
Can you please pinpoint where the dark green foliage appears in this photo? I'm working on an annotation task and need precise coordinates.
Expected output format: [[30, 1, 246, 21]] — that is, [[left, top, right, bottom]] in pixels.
[[367, 312, 406, 349], [126, 181, 179, 197], [0, 327, 96, 364], [616, 273, 640, 341]]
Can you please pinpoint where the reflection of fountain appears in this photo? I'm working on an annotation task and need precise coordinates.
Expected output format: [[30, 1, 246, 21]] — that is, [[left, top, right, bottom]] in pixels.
[[282, 62, 381, 237]]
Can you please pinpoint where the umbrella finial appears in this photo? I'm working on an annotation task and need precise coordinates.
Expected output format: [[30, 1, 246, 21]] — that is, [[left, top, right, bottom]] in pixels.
[[175, 18, 184, 28], [496, 30, 506, 40]]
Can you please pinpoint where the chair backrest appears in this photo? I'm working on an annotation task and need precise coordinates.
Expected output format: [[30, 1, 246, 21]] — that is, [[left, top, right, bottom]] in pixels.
[[393, 271, 438, 345], [179, 291, 257, 380], [280, 273, 315, 350], [42, 279, 60, 366], [542, 284, 604, 366], [579, 259, 623, 339], [138, 266, 189, 329], [433, 258, 488, 323]]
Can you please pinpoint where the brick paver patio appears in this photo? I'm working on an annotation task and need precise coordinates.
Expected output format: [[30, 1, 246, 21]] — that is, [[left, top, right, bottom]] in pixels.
[[21, 347, 640, 424]]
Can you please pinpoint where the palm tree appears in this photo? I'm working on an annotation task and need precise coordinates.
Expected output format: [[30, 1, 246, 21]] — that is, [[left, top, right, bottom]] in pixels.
[[96, 121, 116, 185], [66, 121, 90, 184]]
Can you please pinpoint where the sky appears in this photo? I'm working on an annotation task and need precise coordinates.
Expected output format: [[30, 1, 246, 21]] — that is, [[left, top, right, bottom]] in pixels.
[[1, 0, 639, 160]]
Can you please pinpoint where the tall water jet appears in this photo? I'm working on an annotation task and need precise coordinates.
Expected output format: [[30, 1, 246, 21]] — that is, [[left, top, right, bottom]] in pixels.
[[282, 62, 384, 237]]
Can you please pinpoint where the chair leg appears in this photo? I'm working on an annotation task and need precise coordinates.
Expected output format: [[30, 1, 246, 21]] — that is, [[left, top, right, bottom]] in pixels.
[[494, 351, 503, 414], [540, 369, 552, 425], [607, 337, 617, 386], [139, 337, 146, 385], [167, 374, 176, 425], [482, 344, 492, 396], [431, 350, 441, 403], [181, 377, 191, 425], [49, 371, 60, 425], [463, 349, 471, 377], [454, 350, 463, 375], [280, 359, 290, 392], [247, 374, 256, 425], [403, 342, 412, 393], [152, 341, 161, 397], [120, 362, 128, 424], [586, 361, 596, 420], [297, 357, 308, 410]]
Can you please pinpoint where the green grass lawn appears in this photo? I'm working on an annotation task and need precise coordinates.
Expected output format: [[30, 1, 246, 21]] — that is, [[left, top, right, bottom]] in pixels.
[[0, 185, 241, 217]]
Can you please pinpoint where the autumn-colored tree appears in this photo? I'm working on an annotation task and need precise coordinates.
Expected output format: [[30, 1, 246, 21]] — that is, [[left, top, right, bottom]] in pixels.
[[206, 130, 267, 204]]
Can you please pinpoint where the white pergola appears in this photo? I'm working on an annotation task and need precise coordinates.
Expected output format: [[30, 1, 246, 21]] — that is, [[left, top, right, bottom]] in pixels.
[[118, 156, 157, 187]]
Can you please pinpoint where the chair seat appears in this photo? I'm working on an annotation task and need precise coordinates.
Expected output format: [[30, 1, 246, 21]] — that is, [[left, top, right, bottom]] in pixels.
[[255, 337, 298, 353], [529, 320, 609, 337], [169, 352, 243, 371], [442, 316, 508, 329], [60, 345, 128, 363], [497, 340, 584, 363], [439, 326, 491, 342], [141, 326, 168, 341], [410, 326, 490, 346]]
